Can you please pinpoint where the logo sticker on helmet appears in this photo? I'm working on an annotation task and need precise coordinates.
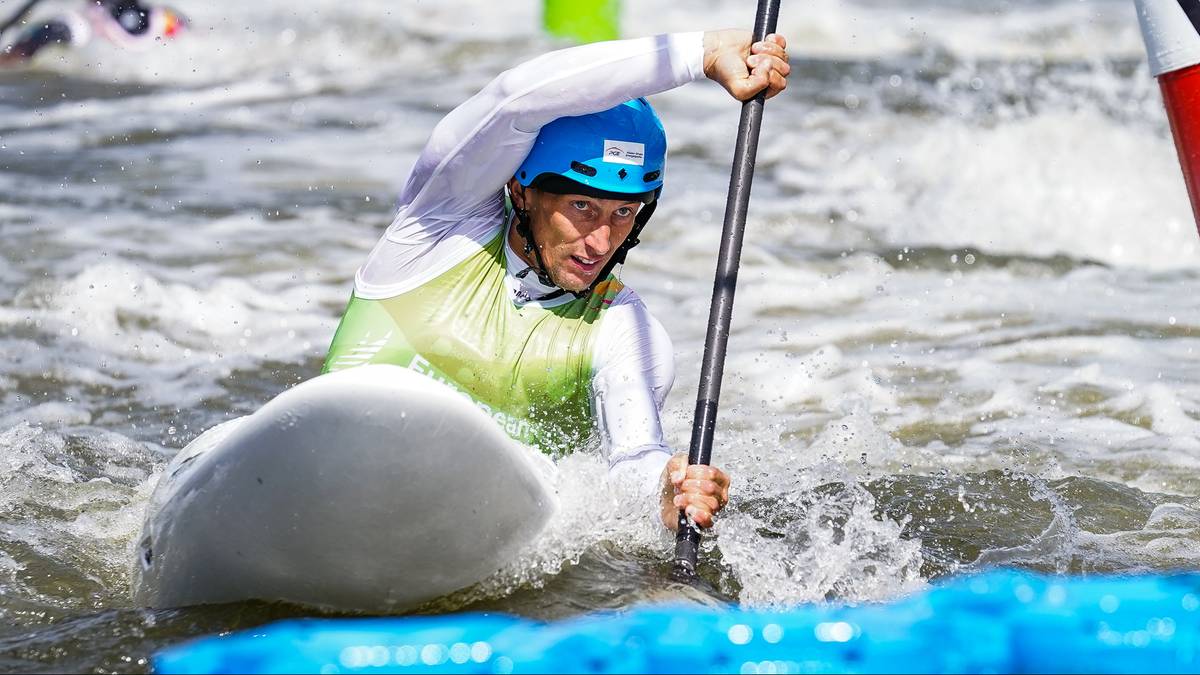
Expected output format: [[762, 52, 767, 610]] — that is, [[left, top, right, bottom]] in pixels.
[[602, 140, 645, 166]]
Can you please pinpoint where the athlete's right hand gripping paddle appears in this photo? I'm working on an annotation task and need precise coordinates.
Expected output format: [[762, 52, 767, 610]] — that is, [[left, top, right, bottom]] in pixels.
[[672, 0, 783, 582]]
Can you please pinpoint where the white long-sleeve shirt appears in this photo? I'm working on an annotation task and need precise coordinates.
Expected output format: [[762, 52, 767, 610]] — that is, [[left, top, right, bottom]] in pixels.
[[355, 32, 706, 494]]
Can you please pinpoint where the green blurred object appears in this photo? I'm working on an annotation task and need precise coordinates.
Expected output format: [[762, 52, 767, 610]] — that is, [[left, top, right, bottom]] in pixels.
[[543, 0, 620, 43]]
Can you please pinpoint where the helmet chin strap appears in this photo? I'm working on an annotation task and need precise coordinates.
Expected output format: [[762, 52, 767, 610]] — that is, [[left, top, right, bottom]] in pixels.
[[513, 206, 561, 290], [513, 193, 660, 300]]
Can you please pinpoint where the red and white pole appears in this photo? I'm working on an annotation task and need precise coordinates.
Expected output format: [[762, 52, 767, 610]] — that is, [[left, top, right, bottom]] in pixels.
[[1138, 0, 1200, 234]]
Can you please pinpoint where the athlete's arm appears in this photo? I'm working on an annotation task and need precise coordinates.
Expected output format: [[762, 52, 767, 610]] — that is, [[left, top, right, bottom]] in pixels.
[[357, 32, 704, 295], [592, 296, 676, 495], [358, 30, 787, 296], [592, 292, 730, 530], [388, 28, 790, 236], [395, 33, 705, 228], [399, 29, 787, 220]]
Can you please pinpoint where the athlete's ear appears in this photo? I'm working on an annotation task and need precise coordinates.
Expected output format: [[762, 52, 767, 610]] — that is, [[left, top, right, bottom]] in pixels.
[[507, 178, 527, 210]]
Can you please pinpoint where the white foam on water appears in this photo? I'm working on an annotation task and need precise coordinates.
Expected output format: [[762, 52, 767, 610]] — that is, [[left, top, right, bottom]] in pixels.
[[8, 0, 1149, 92], [719, 496, 924, 606], [0, 422, 162, 609], [0, 423, 77, 492], [455, 451, 671, 604], [715, 411, 927, 607], [13, 0, 542, 89], [625, 0, 1146, 61], [701, 103, 1194, 269], [1018, 499, 1200, 571], [874, 112, 1197, 268], [467, 423, 925, 609], [0, 401, 93, 428], [0, 257, 340, 411]]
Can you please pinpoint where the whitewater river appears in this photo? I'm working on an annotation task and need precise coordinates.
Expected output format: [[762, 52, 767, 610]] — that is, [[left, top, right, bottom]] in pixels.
[[1, 0, 1197, 671]]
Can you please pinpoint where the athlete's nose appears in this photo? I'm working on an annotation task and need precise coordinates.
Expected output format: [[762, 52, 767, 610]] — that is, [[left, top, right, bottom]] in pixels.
[[583, 224, 613, 258]]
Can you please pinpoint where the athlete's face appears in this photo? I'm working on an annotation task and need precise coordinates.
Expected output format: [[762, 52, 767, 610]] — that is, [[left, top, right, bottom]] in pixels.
[[508, 180, 641, 292]]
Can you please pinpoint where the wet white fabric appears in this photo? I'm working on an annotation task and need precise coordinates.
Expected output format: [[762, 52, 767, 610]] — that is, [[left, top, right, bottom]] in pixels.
[[356, 31, 704, 298], [500, 217, 676, 495], [354, 32, 705, 498]]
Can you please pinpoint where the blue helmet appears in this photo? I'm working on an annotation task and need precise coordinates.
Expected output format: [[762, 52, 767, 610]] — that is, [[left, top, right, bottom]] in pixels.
[[516, 98, 666, 202]]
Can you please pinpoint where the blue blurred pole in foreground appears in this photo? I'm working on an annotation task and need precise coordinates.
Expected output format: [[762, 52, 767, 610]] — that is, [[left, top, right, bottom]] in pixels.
[[155, 570, 1200, 674]]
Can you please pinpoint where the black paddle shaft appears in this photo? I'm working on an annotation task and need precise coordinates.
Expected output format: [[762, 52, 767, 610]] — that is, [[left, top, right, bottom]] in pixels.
[[672, 0, 782, 581]]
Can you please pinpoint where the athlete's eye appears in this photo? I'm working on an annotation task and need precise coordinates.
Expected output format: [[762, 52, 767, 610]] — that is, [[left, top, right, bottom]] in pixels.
[[615, 206, 635, 218], [571, 200, 590, 212]]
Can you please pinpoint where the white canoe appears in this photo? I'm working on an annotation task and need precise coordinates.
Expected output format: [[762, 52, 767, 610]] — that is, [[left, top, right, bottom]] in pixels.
[[132, 364, 557, 612]]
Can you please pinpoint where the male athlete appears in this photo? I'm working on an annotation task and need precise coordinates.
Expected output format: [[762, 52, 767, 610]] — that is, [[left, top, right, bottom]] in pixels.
[[0, 0, 186, 64], [324, 29, 790, 531]]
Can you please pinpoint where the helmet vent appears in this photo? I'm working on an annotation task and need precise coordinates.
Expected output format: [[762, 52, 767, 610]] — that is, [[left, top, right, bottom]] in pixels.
[[570, 161, 597, 177], [643, 170, 660, 183]]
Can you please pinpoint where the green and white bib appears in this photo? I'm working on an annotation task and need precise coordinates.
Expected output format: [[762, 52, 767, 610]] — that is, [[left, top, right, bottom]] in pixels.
[[323, 230, 625, 455]]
